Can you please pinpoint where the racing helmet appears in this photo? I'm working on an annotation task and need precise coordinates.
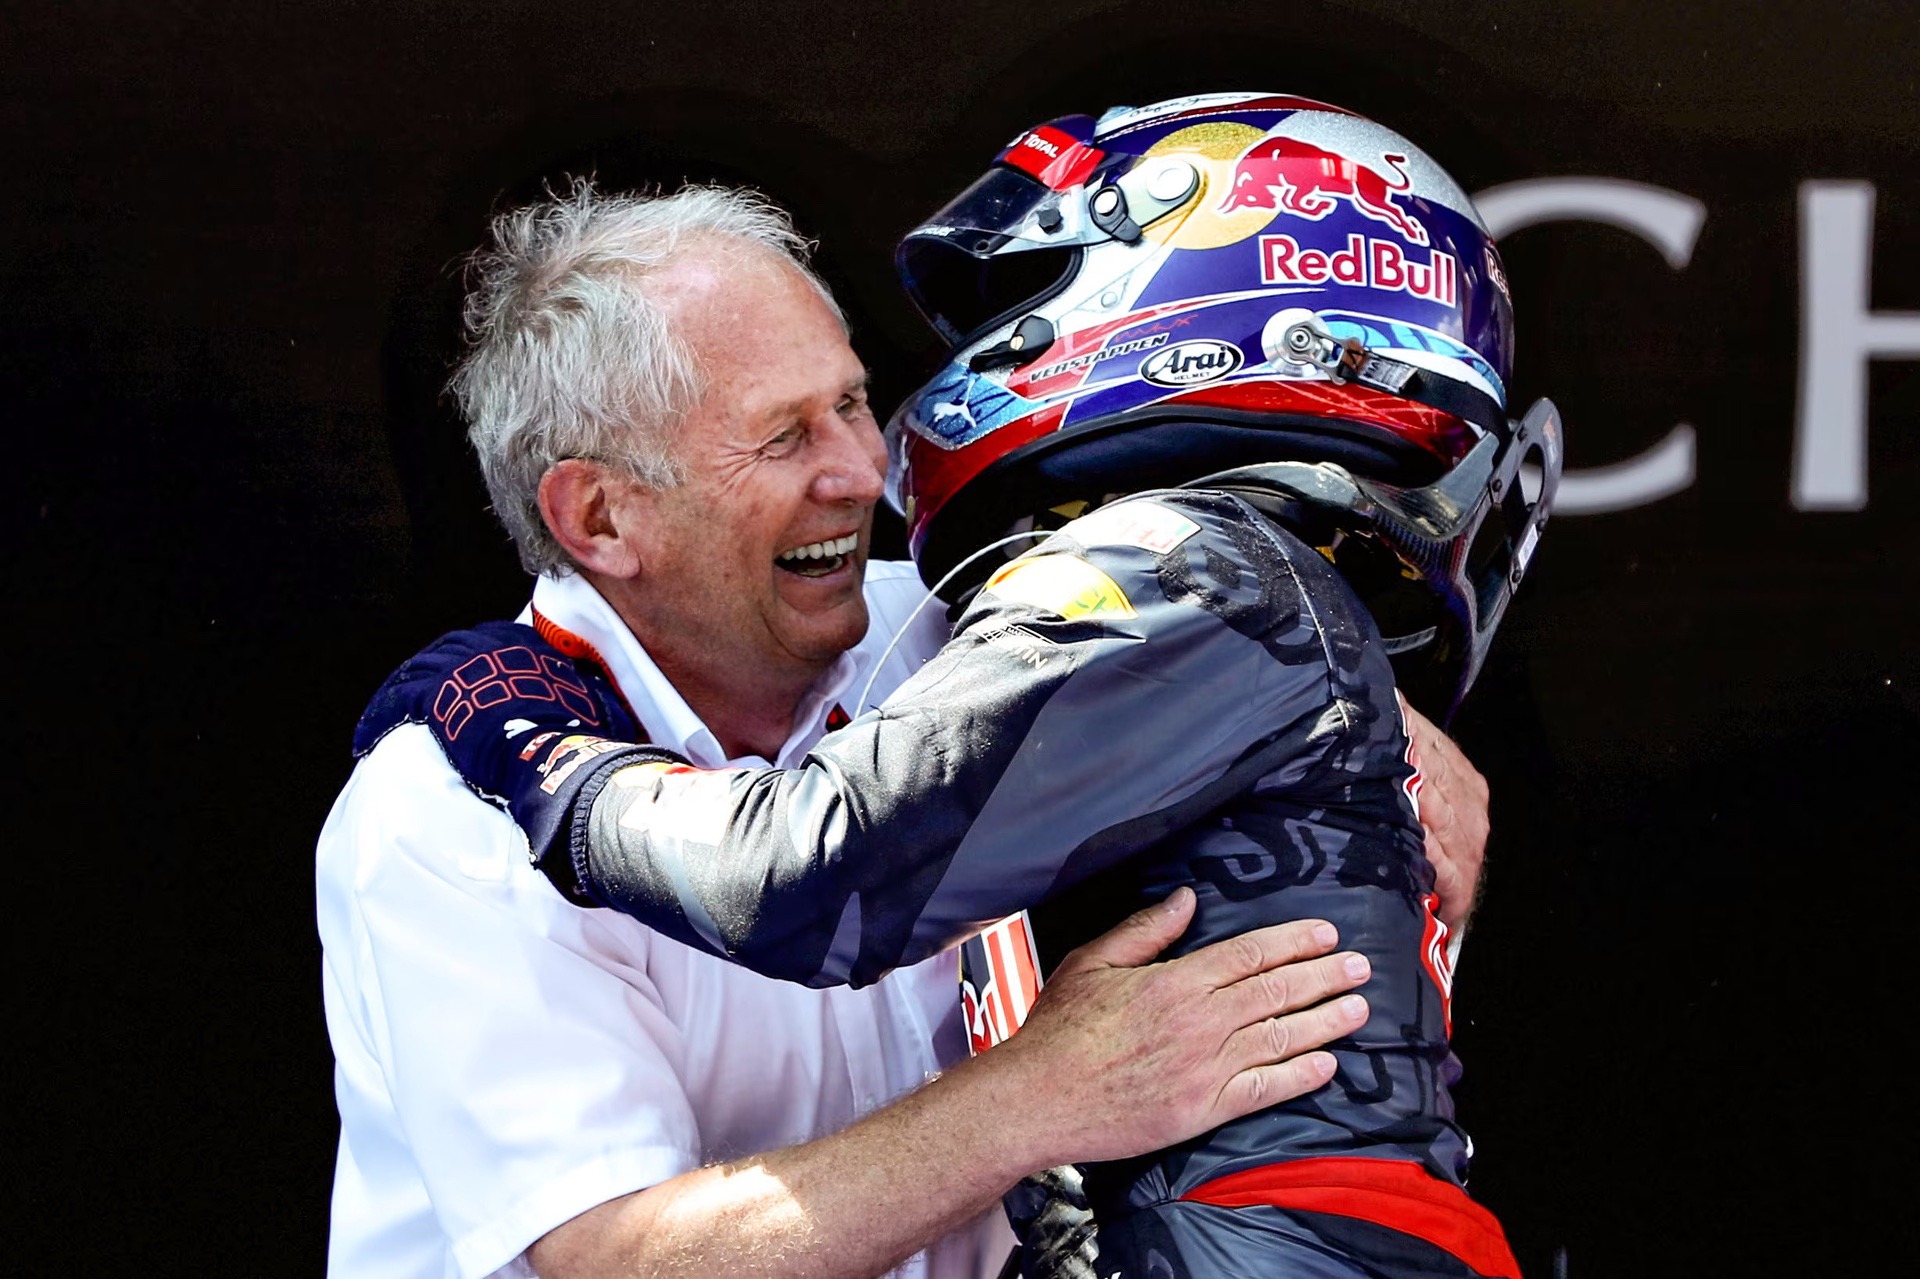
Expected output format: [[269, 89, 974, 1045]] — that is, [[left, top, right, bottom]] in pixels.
[[886, 91, 1564, 714]]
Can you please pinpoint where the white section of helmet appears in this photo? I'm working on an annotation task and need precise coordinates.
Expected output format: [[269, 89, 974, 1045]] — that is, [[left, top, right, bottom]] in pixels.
[[1260, 111, 1490, 232]]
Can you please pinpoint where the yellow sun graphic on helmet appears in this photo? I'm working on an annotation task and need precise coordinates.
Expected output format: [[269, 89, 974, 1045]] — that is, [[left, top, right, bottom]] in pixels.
[[1141, 121, 1278, 251]]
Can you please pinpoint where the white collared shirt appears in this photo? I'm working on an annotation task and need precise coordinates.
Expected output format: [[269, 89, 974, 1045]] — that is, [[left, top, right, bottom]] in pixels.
[[318, 563, 1012, 1278]]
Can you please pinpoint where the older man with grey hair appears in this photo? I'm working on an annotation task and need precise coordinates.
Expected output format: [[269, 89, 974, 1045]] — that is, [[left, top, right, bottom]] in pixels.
[[318, 181, 1476, 1278]]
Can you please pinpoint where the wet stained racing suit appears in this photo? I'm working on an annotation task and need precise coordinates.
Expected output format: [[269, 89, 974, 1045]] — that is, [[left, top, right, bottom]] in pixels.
[[357, 486, 1519, 1278]]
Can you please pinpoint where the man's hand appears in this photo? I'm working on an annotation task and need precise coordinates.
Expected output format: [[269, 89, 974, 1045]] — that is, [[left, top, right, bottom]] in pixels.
[[1401, 697, 1491, 933], [990, 887, 1370, 1170], [526, 891, 1367, 1279]]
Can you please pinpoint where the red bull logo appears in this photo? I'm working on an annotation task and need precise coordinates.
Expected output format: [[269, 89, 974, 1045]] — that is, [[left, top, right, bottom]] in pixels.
[[1260, 232, 1458, 306], [1219, 139, 1429, 245]]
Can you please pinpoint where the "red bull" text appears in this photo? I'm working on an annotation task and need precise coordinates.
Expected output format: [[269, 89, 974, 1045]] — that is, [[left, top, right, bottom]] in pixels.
[[1219, 139, 1429, 245], [1259, 232, 1458, 306]]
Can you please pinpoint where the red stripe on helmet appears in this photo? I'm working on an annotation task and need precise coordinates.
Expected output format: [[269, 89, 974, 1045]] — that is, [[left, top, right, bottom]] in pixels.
[[904, 403, 1069, 556], [1163, 381, 1479, 465]]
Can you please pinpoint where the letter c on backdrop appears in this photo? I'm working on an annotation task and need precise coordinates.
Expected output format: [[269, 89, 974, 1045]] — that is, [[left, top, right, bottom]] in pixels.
[[1473, 178, 1707, 515]]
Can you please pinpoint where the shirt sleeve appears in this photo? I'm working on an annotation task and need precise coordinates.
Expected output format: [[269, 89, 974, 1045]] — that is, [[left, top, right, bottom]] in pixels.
[[324, 725, 703, 1278], [571, 492, 1361, 989]]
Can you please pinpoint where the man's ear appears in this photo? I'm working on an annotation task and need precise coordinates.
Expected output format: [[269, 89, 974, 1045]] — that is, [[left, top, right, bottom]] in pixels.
[[537, 459, 648, 579]]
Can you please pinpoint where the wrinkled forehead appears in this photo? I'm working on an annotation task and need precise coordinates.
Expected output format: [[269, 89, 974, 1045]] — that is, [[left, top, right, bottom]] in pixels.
[[666, 250, 865, 430]]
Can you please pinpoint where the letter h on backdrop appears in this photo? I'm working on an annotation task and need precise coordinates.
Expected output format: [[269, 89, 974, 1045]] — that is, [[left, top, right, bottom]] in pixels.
[[1473, 177, 1918, 515]]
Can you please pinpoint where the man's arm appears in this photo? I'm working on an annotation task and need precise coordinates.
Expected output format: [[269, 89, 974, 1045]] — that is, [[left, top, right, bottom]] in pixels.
[[364, 496, 1474, 992], [529, 890, 1371, 1278], [386, 494, 1371, 988]]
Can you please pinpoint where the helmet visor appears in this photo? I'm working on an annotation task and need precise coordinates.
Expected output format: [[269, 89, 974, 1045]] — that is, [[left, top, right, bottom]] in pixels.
[[897, 162, 1125, 344]]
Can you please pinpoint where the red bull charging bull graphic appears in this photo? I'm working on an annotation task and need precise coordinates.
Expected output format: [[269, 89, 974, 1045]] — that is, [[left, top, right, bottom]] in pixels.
[[1218, 139, 1430, 244]]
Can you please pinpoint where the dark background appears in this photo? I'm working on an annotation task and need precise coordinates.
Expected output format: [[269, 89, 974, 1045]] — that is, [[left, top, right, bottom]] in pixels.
[[10, 1, 1917, 1273]]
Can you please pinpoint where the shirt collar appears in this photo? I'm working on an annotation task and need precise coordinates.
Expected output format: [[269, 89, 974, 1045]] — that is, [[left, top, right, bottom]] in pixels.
[[526, 571, 862, 770]]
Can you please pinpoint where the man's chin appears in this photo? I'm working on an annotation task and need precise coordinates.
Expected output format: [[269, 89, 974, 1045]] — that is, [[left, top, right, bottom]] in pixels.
[[778, 597, 872, 668]]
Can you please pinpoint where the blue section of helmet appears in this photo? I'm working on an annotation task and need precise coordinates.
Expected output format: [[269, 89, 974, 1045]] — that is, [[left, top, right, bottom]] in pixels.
[[905, 361, 1043, 450], [1318, 312, 1507, 406], [1426, 204, 1515, 391], [1074, 299, 1263, 390], [1122, 199, 1510, 395]]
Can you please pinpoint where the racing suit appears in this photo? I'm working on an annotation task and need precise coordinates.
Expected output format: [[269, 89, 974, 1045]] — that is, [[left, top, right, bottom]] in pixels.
[[356, 486, 1518, 1278]]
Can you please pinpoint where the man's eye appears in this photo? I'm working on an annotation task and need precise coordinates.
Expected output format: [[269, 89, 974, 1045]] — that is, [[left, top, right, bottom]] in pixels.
[[764, 427, 804, 454], [838, 395, 871, 420]]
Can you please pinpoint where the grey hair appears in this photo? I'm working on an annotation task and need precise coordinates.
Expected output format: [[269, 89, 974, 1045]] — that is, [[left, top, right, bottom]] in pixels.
[[447, 179, 844, 576]]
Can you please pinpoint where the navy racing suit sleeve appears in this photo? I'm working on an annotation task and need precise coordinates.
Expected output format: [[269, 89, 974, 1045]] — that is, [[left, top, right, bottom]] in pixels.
[[550, 490, 1373, 988]]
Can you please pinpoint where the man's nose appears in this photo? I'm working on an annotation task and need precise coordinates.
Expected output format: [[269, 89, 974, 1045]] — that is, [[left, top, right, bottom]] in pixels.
[[810, 414, 887, 505]]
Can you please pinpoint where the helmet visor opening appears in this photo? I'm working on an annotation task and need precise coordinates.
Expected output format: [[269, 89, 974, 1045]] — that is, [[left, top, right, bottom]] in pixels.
[[897, 234, 1081, 346]]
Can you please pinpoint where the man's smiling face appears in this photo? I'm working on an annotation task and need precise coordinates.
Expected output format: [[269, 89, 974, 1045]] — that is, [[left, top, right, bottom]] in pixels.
[[615, 243, 888, 694]]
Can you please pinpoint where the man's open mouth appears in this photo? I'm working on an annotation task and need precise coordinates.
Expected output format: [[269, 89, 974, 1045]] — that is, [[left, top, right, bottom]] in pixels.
[[775, 533, 859, 578]]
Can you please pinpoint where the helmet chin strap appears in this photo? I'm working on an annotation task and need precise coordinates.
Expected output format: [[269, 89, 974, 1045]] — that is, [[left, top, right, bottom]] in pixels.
[[1279, 316, 1513, 444]]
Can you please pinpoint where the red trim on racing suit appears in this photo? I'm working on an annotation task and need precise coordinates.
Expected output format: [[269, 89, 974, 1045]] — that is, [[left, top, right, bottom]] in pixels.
[[1182, 1157, 1520, 1279]]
